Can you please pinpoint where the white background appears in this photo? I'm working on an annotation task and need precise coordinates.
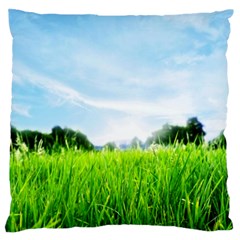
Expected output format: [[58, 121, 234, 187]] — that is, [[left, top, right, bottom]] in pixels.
[[0, 1, 240, 240]]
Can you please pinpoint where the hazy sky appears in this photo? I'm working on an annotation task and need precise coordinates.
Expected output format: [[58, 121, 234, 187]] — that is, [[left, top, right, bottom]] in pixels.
[[9, 9, 232, 145]]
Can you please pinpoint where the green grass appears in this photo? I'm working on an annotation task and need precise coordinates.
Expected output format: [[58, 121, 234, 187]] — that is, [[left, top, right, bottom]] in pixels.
[[6, 143, 232, 231]]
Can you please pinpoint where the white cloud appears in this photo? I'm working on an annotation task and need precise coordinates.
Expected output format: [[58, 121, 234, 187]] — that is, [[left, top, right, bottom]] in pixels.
[[170, 53, 206, 66], [92, 116, 151, 145], [89, 95, 197, 145], [12, 103, 31, 117], [14, 63, 197, 118], [12, 73, 24, 85], [72, 45, 195, 93], [14, 63, 89, 108], [165, 13, 224, 41]]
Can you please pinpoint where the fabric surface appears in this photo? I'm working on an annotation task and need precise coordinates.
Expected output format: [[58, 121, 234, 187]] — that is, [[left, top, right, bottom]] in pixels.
[[6, 9, 233, 232]]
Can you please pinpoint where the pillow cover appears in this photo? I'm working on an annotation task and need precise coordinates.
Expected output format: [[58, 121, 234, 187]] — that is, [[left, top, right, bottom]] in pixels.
[[6, 9, 233, 232]]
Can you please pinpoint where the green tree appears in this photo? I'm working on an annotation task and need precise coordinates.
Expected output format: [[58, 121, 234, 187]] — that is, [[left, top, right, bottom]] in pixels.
[[186, 117, 205, 145], [209, 130, 226, 149], [10, 125, 19, 148], [130, 137, 143, 149], [146, 124, 188, 146], [10, 125, 94, 152], [145, 117, 206, 147], [51, 126, 65, 145], [103, 142, 118, 151]]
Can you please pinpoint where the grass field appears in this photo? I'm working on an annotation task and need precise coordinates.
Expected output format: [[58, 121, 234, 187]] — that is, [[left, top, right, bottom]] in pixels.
[[5, 143, 232, 232]]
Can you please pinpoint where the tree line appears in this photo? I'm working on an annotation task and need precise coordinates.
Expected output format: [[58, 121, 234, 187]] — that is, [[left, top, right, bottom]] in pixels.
[[10, 117, 226, 152], [146, 117, 226, 149], [146, 117, 206, 146], [11, 125, 94, 152], [105, 117, 226, 150]]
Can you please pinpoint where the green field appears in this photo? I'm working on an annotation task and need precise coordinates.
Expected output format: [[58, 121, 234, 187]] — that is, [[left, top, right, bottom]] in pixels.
[[6, 143, 232, 232]]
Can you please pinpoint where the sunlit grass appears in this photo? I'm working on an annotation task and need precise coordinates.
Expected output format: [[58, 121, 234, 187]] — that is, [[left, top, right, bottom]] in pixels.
[[6, 143, 232, 231]]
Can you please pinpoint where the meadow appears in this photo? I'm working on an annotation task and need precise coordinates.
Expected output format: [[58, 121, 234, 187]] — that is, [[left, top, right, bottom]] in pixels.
[[6, 142, 232, 232]]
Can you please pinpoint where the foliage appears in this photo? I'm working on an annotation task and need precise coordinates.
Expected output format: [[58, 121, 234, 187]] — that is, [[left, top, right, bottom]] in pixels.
[[130, 137, 143, 149], [6, 142, 231, 231], [53, 126, 94, 151], [209, 130, 226, 149], [186, 117, 206, 145], [146, 117, 206, 147], [10, 125, 94, 152], [103, 141, 118, 151], [12, 117, 225, 153]]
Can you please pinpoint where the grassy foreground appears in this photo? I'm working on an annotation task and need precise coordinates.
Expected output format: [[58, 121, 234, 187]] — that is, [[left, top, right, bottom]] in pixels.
[[6, 143, 232, 231]]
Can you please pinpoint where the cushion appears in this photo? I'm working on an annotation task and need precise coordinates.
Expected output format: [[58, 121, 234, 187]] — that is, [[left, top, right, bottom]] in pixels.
[[6, 9, 233, 232]]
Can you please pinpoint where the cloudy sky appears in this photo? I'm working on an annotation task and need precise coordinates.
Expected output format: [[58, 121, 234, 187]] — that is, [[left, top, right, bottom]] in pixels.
[[9, 9, 232, 145]]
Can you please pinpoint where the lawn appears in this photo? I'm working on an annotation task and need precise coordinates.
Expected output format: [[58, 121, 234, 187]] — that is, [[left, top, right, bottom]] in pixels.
[[6, 143, 232, 231]]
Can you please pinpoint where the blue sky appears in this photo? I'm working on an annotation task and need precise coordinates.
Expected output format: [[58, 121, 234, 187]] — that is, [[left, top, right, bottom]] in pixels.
[[9, 9, 233, 145]]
